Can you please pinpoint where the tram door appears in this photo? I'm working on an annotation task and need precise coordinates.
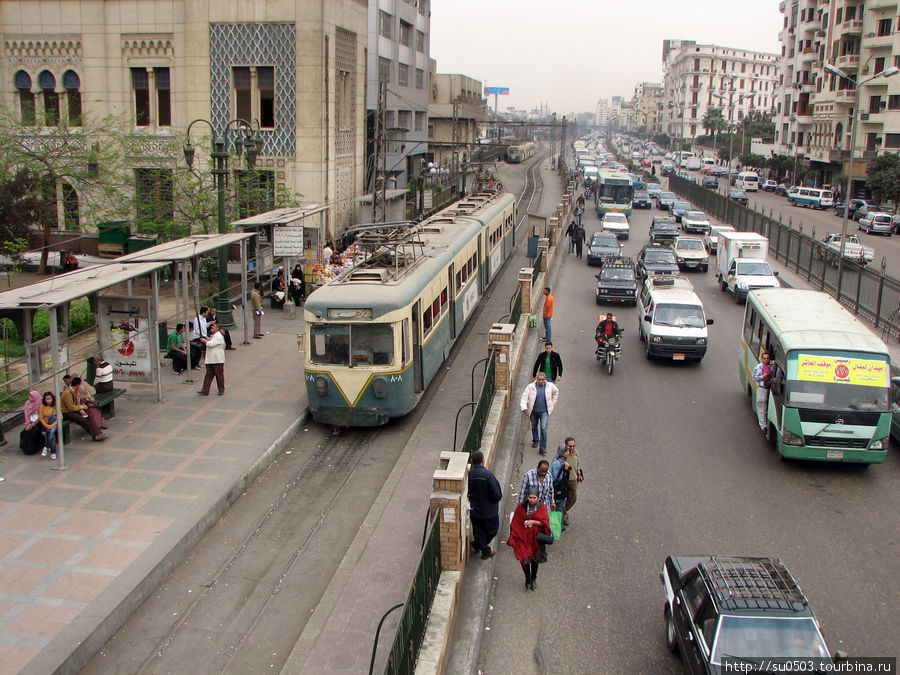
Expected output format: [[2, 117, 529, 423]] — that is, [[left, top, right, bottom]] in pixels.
[[411, 301, 424, 393], [478, 235, 485, 292], [448, 267, 457, 338]]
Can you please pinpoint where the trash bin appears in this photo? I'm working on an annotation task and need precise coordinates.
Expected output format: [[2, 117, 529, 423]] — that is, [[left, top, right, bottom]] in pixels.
[[527, 236, 539, 258], [85, 356, 96, 385], [127, 235, 157, 253], [97, 221, 130, 258], [157, 321, 168, 349]]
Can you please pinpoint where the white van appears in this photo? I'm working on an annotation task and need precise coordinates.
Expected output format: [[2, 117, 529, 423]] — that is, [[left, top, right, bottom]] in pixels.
[[787, 187, 834, 210], [734, 171, 760, 191], [636, 275, 714, 363]]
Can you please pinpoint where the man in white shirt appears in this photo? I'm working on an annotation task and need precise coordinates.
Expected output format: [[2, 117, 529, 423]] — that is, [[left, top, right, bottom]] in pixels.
[[191, 306, 209, 341], [197, 323, 226, 396]]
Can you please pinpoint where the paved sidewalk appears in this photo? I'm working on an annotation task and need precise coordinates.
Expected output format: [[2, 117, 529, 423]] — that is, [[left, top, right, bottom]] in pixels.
[[0, 311, 307, 675]]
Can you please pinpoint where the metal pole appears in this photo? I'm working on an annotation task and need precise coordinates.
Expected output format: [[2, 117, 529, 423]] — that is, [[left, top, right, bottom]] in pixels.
[[49, 306, 66, 470], [151, 269, 163, 403], [836, 83, 860, 304], [240, 237, 250, 345], [181, 262, 194, 383], [212, 135, 235, 328]]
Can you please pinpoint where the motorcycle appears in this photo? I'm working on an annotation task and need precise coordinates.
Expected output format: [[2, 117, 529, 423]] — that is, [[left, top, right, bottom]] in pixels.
[[595, 331, 624, 375]]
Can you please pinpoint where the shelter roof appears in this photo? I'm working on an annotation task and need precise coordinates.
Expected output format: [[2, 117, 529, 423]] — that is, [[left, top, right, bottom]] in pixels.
[[117, 233, 254, 263], [231, 206, 327, 227], [0, 261, 168, 310]]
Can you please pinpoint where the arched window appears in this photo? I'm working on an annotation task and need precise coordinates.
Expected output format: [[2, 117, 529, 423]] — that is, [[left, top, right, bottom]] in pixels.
[[39, 70, 59, 126], [15, 70, 35, 125], [62, 183, 80, 230], [63, 70, 82, 126], [834, 122, 844, 148]]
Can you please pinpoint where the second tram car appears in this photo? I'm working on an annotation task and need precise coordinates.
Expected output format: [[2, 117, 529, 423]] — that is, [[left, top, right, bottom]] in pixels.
[[506, 142, 535, 163], [304, 191, 517, 426]]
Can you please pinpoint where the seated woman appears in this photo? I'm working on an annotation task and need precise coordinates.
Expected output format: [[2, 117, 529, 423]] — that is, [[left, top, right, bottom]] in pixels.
[[39, 391, 60, 459], [72, 376, 107, 431], [20, 391, 45, 455], [271, 269, 287, 310]]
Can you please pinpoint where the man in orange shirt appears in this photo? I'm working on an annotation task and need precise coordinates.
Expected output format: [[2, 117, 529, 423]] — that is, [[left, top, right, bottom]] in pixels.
[[542, 287, 554, 342]]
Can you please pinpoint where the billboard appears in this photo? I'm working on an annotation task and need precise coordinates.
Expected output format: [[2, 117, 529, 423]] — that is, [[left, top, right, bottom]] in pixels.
[[484, 87, 510, 95]]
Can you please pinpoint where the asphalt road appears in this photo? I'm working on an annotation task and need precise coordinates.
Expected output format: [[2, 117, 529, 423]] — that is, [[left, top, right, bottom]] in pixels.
[[477, 197, 900, 674]]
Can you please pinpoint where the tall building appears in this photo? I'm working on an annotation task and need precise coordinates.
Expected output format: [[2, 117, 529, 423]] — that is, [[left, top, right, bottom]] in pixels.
[[1, 0, 368, 237], [661, 39, 779, 145], [776, 0, 900, 191], [366, 0, 431, 190], [633, 82, 664, 133], [428, 69, 485, 198]]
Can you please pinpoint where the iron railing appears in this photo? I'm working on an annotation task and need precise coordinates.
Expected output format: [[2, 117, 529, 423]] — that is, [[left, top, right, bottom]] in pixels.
[[383, 511, 442, 674], [531, 249, 542, 284], [509, 284, 523, 327], [669, 174, 900, 341], [461, 355, 496, 458]]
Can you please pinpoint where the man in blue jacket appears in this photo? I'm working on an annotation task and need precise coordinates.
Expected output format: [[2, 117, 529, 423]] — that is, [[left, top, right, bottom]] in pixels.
[[468, 451, 503, 559]]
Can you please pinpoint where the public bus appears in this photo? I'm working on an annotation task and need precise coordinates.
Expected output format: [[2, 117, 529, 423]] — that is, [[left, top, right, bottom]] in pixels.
[[594, 168, 634, 217], [739, 288, 891, 464]]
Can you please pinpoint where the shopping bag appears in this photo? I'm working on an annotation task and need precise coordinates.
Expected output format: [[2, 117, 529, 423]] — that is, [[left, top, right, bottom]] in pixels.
[[549, 510, 563, 540]]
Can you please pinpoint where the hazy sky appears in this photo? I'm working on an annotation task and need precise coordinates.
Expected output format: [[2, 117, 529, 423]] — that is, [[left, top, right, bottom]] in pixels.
[[430, 0, 782, 114]]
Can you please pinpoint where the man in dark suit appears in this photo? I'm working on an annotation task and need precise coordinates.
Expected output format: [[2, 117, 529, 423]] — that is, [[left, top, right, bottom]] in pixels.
[[468, 451, 502, 559]]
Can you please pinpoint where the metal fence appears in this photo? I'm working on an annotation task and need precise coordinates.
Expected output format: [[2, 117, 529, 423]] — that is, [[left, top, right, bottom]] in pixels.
[[383, 511, 442, 675], [531, 249, 543, 284], [509, 284, 523, 327], [669, 174, 900, 342], [461, 356, 496, 457]]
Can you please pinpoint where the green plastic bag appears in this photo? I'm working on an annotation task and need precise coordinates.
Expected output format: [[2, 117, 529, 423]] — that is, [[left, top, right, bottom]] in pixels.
[[529, 314, 538, 328], [549, 510, 563, 540]]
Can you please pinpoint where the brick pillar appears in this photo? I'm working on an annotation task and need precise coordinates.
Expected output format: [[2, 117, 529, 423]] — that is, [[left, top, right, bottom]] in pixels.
[[430, 451, 469, 570], [519, 268, 533, 317], [538, 239, 549, 272], [488, 323, 514, 390], [547, 216, 558, 246]]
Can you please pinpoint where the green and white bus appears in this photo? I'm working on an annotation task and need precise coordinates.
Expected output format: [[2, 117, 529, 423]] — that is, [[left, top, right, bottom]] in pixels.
[[739, 288, 891, 464], [594, 168, 634, 218]]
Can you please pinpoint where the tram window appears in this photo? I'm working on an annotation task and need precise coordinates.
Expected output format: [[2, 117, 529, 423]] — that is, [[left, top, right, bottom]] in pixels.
[[402, 319, 409, 364], [310, 324, 349, 366], [440, 287, 447, 309], [423, 307, 432, 334], [432, 298, 439, 318], [309, 323, 394, 366], [455, 270, 462, 291]]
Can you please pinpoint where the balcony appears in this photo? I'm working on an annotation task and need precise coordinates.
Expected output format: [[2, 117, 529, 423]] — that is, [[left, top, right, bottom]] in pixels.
[[834, 53, 860, 69], [838, 19, 862, 36], [795, 113, 814, 126], [800, 82, 816, 94], [866, 0, 897, 7], [801, 49, 817, 63], [862, 33, 894, 50], [834, 89, 856, 103]]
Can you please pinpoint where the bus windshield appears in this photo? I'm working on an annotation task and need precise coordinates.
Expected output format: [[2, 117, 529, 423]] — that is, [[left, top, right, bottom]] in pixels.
[[786, 352, 890, 412], [598, 181, 634, 204], [310, 323, 395, 366]]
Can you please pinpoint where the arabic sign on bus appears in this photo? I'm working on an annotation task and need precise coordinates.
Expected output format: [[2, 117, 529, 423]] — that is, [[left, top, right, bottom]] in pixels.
[[796, 354, 888, 387]]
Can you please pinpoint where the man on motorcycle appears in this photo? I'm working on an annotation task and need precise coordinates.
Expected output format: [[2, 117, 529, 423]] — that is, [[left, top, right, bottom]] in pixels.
[[595, 313, 621, 354]]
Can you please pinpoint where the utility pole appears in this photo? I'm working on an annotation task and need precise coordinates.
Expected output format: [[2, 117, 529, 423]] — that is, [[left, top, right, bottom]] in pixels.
[[452, 99, 460, 197], [372, 80, 387, 223]]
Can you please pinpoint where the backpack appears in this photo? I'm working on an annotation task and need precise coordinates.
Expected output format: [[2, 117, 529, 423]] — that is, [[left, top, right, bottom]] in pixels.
[[553, 465, 570, 501]]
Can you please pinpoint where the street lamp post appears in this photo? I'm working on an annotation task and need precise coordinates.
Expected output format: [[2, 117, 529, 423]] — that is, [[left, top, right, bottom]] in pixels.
[[822, 64, 899, 300], [183, 118, 261, 328]]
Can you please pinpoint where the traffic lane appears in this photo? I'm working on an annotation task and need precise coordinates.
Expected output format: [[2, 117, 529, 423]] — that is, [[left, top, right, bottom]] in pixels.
[[479, 214, 900, 672]]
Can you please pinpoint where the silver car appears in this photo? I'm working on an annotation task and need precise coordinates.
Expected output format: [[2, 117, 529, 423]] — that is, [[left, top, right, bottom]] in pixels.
[[857, 212, 894, 236]]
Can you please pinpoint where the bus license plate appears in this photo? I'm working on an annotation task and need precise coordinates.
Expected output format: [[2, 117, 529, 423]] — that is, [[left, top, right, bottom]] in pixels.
[[826, 450, 844, 460], [673, 354, 685, 360]]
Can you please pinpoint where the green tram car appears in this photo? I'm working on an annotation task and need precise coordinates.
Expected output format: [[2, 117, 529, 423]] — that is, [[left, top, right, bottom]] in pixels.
[[304, 191, 517, 426]]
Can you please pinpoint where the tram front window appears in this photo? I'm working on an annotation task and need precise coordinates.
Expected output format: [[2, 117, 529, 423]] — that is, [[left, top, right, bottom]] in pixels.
[[310, 323, 394, 366]]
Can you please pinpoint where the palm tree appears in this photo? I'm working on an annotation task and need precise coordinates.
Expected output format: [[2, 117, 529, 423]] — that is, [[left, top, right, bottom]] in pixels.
[[702, 107, 726, 137]]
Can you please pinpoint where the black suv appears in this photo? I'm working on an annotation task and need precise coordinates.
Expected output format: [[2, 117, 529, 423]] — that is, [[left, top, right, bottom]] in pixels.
[[633, 190, 653, 209], [636, 243, 678, 278], [701, 175, 719, 189], [661, 555, 838, 674], [595, 257, 637, 305], [586, 231, 622, 267], [649, 217, 679, 245]]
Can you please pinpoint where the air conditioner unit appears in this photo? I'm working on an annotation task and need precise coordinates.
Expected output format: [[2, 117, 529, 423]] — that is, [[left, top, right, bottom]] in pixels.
[[860, 113, 870, 120]]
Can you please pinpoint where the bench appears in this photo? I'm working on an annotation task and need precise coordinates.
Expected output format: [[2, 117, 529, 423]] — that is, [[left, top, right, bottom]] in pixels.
[[94, 388, 126, 418]]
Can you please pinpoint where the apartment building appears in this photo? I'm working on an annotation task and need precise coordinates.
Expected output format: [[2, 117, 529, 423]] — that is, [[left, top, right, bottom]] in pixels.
[[366, 0, 431, 190], [428, 68, 485, 196], [661, 39, 779, 144], [776, 0, 900, 191], [633, 82, 664, 134], [1, 0, 368, 236]]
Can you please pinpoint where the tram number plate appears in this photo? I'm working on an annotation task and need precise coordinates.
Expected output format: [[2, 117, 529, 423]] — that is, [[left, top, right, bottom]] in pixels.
[[673, 354, 685, 361], [826, 450, 844, 460]]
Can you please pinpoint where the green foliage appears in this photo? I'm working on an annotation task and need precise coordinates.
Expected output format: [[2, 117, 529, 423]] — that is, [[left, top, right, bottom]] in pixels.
[[702, 108, 727, 136], [30, 299, 95, 340], [199, 256, 219, 282], [866, 152, 900, 210], [0, 168, 55, 240], [0, 318, 19, 341], [651, 133, 671, 148], [740, 153, 768, 168], [766, 155, 794, 180]]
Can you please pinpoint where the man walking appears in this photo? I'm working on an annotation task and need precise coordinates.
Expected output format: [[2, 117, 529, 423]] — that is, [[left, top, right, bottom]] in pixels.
[[573, 223, 586, 259], [541, 287, 554, 342], [555, 437, 584, 527], [468, 451, 502, 559], [520, 372, 559, 455], [197, 323, 226, 396], [532, 341, 563, 383], [565, 220, 576, 254], [519, 460, 555, 512], [250, 283, 264, 338]]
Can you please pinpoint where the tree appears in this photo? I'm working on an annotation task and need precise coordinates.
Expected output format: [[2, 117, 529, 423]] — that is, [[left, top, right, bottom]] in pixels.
[[651, 133, 671, 148], [766, 155, 794, 182], [866, 152, 900, 211], [701, 108, 727, 137], [740, 153, 768, 169], [0, 168, 55, 241]]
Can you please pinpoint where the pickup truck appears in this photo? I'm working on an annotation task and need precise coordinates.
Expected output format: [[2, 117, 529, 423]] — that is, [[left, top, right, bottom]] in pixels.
[[820, 233, 874, 265]]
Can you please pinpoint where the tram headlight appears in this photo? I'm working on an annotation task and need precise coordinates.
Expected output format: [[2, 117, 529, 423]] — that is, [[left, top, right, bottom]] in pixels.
[[373, 377, 387, 398], [315, 376, 329, 397]]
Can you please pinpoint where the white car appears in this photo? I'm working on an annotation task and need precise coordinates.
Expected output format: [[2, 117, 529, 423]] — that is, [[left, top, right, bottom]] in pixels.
[[857, 212, 894, 236], [681, 211, 711, 234], [704, 224, 736, 254], [601, 212, 630, 240], [673, 237, 710, 272]]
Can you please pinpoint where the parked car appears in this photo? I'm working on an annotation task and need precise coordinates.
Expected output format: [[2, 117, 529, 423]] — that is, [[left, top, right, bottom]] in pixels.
[[673, 236, 709, 272], [851, 201, 883, 222], [586, 231, 622, 266], [834, 198, 878, 219], [701, 175, 719, 189], [636, 243, 679, 279], [857, 212, 894, 236], [671, 201, 693, 222], [681, 211, 711, 234], [662, 556, 840, 673], [601, 212, 630, 240], [632, 190, 653, 209], [704, 224, 736, 254], [729, 188, 749, 206], [656, 191, 677, 210], [774, 183, 790, 196], [762, 179, 778, 191]]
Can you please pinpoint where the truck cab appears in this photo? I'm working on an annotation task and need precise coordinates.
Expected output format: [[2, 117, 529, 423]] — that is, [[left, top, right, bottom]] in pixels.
[[716, 231, 780, 303]]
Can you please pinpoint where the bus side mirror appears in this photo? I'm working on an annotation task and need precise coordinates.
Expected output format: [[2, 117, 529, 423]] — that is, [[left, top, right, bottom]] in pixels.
[[644, 315, 652, 323], [706, 318, 714, 326], [774, 271, 780, 276]]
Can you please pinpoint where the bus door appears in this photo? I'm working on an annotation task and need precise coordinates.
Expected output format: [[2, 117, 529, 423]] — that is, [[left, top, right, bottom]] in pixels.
[[448, 267, 457, 338], [411, 301, 424, 393]]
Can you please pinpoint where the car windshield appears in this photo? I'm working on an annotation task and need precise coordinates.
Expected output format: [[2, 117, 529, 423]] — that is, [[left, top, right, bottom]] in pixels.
[[659, 192, 676, 200], [735, 261, 773, 276], [645, 250, 676, 263], [604, 214, 627, 223], [674, 202, 691, 210], [712, 617, 830, 664], [590, 234, 618, 246], [634, 191, 650, 199], [686, 212, 707, 221], [731, 191, 746, 198], [677, 239, 704, 250], [653, 223, 677, 233], [600, 268, 635, 281], [653, 303, 706, 328]]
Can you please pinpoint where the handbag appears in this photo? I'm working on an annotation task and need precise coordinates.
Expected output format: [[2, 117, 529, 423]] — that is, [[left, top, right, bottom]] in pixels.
[[536, 531, 554, 546]]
